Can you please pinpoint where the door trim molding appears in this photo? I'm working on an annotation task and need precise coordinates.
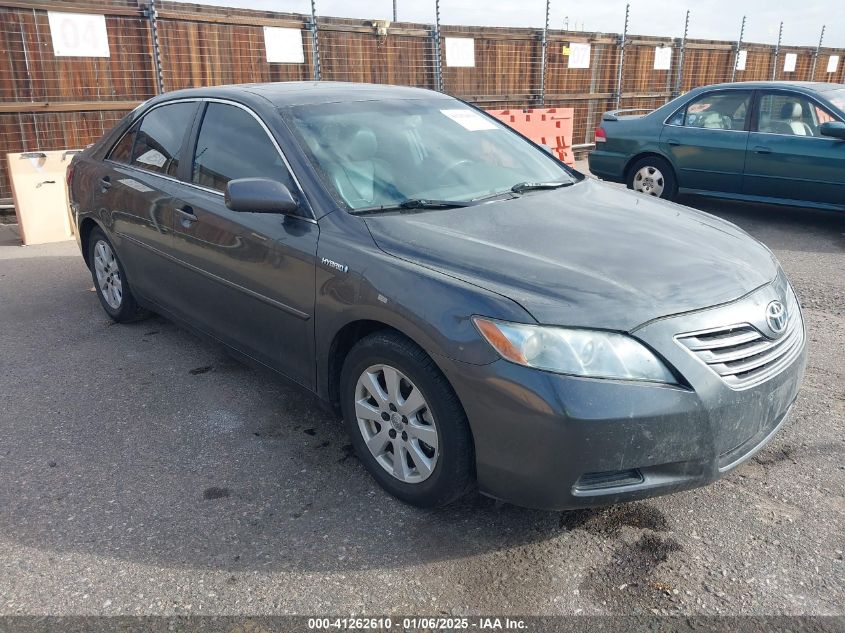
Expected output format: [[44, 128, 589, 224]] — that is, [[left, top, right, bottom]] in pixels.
[[116, 231, 312, 321]]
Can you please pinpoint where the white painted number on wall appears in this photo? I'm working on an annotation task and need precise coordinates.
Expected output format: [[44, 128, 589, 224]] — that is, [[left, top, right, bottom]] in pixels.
[[47, 12, 110, 58], [568, 42, 591, 69], [263, 27, 305, 64], [654, 46, 672, 71], [783, 53, 797, 73], [445, 38, 475, 67]]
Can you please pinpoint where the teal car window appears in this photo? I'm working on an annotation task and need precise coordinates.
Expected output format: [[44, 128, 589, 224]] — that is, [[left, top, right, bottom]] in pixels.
[[674, 91, 752, 130], [757, 92, 827, 137]]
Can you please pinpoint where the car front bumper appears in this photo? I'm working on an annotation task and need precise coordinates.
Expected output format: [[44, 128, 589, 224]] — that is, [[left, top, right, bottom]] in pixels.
[[439, 277, 806, 511]]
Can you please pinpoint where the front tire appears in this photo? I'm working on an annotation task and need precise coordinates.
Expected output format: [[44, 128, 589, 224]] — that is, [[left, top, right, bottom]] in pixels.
[[340, 331, 474, 508], [626, 156, 677, 201], [88, 227, 148, 322]]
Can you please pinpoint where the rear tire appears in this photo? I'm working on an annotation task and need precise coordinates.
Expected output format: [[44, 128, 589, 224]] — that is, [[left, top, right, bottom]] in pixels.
[[626, 156, 677, 201], [88, 227, 148, 322], [340, 331, 474, 508]]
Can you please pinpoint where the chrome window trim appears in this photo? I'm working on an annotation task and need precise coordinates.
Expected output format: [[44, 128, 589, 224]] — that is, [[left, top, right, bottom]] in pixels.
[[104, 97, 317, 222], [663, 88, 753, 131]]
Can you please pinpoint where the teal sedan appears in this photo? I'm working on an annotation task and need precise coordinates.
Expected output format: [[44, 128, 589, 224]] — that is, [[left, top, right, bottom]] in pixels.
[[588, 81, 845, 211]]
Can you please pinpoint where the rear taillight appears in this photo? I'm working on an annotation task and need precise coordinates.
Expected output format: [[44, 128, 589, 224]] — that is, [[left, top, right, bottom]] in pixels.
[[594, 127, 607, 143]]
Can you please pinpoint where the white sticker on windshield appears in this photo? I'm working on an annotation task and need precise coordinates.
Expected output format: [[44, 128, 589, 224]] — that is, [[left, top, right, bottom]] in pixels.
[[440, 109, 498, 131]]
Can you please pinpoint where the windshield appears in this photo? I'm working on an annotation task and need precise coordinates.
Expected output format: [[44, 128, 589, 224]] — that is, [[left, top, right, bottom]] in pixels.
[[827, 88, 845, 114], [286, 98, 575, 211]]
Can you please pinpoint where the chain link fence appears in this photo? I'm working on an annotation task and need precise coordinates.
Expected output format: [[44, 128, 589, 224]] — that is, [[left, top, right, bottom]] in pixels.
[[2, 0, 844, 203]]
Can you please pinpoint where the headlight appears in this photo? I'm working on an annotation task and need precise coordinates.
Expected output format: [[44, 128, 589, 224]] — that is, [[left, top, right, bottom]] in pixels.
[[473, 317, 676, 383]]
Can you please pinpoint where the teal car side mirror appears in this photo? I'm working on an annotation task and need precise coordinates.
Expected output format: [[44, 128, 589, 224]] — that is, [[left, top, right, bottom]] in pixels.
[[819, 121, 845, 140]]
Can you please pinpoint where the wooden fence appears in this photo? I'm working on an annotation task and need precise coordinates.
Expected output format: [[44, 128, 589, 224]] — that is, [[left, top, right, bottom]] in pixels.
[[2, 0, 844, 202]]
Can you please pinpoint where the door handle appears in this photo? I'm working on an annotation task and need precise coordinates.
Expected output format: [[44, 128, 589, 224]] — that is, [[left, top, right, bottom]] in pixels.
[[100, 176, 111, 192], [175, 205, 197, 226], [753, 146, 772, 154], [665, 138, 681, 146]]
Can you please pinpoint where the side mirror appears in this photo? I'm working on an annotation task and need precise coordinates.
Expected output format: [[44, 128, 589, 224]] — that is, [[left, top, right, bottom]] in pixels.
[[225, 178, 298, 213], [540, 144, 555, 155], [819, 121, 845, 140]]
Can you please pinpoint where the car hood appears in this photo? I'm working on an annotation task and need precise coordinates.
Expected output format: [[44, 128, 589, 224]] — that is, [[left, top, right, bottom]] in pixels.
[[363, 179, 778, 331]]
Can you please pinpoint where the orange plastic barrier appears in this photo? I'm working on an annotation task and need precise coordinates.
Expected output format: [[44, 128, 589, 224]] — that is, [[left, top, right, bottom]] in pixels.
[[485, 108, 575, 166]]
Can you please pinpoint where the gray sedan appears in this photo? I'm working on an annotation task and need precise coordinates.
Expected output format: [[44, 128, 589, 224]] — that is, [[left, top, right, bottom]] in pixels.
[[68, 82, 806, 510]]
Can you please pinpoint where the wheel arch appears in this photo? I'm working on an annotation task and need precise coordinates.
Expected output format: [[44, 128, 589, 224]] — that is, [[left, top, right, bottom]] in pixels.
[[624, 151, 676, 183], [78, 217, 103, 268]]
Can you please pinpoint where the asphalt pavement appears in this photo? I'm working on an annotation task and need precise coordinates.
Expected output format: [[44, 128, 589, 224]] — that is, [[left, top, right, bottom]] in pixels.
[[0, 185, 843, 617]]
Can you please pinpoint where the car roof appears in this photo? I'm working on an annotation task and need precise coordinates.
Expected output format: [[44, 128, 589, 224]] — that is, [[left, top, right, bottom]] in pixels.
[[696, 81, 845, 94], [150, 81, 451, 108]]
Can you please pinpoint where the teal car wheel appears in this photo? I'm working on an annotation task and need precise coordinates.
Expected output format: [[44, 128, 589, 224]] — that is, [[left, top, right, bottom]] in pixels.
[[626, 156, 677, 201]]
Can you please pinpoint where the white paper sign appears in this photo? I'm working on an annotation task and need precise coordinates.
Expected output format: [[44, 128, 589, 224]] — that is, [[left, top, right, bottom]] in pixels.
[[654, 46, 672, 71], [783, 53, 797, 72], [445, 37, 475, 67], [735, 49, 747, 71], [47, 12, 110, 57], [263, 27, 305, 64], [827, 55, 840, 73], [440, 109, 497, 131], [568, 42, 591, 69]]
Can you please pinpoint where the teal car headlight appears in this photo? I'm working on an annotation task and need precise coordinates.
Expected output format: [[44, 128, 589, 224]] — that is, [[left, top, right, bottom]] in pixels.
[[473, 317, 676, 383]]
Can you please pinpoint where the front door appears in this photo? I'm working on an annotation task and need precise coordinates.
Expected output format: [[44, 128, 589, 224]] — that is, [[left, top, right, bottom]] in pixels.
[[166, 101, 319, 389], [743, 90, 845, 207], [660, 89, 752, 193]]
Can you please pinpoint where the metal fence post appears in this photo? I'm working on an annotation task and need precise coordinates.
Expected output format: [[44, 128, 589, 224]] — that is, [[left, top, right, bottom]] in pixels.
[[772, 21, 783, 81], [433, 0, 443, 92], [811, 25, 825, 80], [614, 3, 629, 109], [309, 0, 321, 80], [731, 15, 745, 82], [393, 0, 397, 22], [147, 0, 165, 94], [673, 10, 689, 98], [539, 0, 550, 106]]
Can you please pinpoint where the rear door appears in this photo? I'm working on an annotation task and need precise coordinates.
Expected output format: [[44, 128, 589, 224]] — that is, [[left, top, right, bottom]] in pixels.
[[98, 101, 199, 305], [166, 100, 320, 388], [742, 90, 845, 207], [659, 89, 752, 193]]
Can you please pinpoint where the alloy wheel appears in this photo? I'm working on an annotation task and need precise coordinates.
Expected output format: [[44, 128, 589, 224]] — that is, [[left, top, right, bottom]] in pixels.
[[93, 239, 123, 310], [354, 364, 439, 484]]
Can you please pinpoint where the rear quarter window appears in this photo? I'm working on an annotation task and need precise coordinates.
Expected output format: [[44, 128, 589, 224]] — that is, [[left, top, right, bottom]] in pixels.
[[129, 102, 196, 177]]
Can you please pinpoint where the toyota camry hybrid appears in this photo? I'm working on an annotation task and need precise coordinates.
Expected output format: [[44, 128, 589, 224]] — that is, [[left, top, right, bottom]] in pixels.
[[67, 82, 806, 510]]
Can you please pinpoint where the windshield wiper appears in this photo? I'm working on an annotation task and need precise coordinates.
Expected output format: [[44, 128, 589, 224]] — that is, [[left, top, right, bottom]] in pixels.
[[510, 180, 573, 194], [351, 198, 475, 215]]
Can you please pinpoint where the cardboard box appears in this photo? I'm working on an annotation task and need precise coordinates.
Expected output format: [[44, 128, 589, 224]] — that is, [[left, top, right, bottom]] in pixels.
[[7, 150, 78, 245]]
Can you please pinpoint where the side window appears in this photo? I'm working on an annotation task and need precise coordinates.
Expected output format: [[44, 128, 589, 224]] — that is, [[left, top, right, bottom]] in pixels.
[[192, 103, 295, 193], [108, 122, 138, 164], [675, 91, 752, 130], [757, 92, 821, 137], [130, 102, 196, 177]]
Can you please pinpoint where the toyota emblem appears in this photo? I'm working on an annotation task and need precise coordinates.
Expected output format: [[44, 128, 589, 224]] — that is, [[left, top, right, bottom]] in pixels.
[[765, 300, 788, 336]]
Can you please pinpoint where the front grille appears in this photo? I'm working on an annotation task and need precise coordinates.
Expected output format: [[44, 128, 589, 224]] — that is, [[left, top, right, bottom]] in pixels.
[[677, 292, 803, 390]]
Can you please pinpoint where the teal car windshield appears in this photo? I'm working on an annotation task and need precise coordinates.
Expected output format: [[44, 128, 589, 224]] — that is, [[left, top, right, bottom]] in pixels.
[[286, 99, 574, 211]]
